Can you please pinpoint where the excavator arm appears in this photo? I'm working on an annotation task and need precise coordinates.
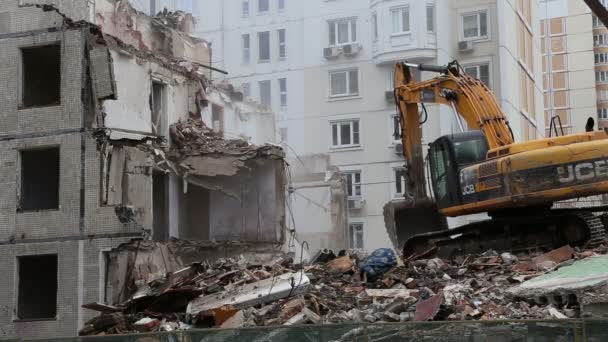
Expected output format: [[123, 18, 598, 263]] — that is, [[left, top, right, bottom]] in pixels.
[[393, 61, 514, 200]]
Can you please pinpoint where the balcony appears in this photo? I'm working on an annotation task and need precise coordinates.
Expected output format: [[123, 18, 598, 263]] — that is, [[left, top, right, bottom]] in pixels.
[[370, 0, 437, 64]]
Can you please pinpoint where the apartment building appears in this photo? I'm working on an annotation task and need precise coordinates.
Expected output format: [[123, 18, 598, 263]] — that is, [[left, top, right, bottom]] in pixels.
[[0, 1, 291, 339], [592, 0, 608, 128], [541, 0, 597, 136], [168, 0, 546, 252]]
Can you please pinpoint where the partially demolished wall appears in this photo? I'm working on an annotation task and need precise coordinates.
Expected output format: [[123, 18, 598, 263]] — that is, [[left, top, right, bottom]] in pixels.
[[0, 0, 287, 339]]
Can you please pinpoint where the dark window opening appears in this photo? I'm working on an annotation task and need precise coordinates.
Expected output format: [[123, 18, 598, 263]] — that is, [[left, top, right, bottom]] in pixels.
[[21, 45, 61, 108], [153, 172, 169, 242], [151, 82, 167, 136], [18, 255, 58, 320], [20, 148, 60, 211]]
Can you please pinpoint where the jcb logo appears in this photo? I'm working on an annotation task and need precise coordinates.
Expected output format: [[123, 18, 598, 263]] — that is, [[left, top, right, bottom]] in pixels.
[[558, 160, 608, 184]]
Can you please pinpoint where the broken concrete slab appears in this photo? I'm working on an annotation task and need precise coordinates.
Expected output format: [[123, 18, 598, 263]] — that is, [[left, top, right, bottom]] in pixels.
[[82, 302, 122, 313], [510, 255, 608, 295], [187, 272, 310, 315], [414, 292, 444, 321], [364, 289, 419, 299], [509, 255, 608, 315]]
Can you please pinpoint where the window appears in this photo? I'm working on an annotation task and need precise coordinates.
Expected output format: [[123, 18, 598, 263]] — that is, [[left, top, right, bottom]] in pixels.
[[259, 80, 271, 106], [331, 120, 360, 147], [394, 168, 406, 196], [599, 108, 608, 120], [151, 81, 167, 136], [345, 171, 362, 198], [392, 114, 402, 142], [18, 255, 57, 319], [391, 7, 410, 34], [242, 34, 251, 63], [278, 0, 285, 10], [426, 5, 435, 33], [258, 0, 269, 13], [349, 223, 364, 249], [176, 0, 192, 12], [242, 83, 251, 98], [279, 127, 288, 142], [596, 53, 608, 64], [150, 0, 156, 16], [212, 104, 224, 134], [598, 89, 608, 102], [278, 29, 286, 58], [19, 148, 60, 211], [597, 71, 608, 83], [258, 31, 270, 62], [279, 78, 287, 107], [330, 69, 359, 97], [462, 11, 488, 39], [329, 18, 357, 46], [463, 63, 491, 88], [372, 13, 378, 41], [594, 34, 608, 47], [594, 15, 604, 28], [242, 0, 249, 16], [21, 44, 61, 108]]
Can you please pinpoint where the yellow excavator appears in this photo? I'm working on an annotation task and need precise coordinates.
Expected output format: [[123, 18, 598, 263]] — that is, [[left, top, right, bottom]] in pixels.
[[390, 58, 608, 258]]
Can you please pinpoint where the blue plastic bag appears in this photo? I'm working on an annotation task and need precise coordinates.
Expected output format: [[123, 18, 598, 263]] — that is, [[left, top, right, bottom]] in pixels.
[[359, 248, 397, 281]]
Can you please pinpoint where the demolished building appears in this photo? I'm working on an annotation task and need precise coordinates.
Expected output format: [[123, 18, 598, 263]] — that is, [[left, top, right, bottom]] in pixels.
[[0, 0, 290, 339]]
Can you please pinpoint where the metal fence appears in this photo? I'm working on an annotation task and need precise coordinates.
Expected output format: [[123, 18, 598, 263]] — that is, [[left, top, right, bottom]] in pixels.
[[21, 320, 608, 342]]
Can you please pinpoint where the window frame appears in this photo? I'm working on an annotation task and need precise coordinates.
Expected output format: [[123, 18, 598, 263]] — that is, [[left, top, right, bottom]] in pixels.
[[372, 12, 378, 41], [258, 31, 271, 63], [348, 222, 365, 250], [328, 18, 358, 46], [344, 170, 363, 199], [393, 167, 407, 197], [242, 82, 251, 98], [597, 71, 608, 84], [596, 53, 608, 64], [391, 114, 402, 143], [242, 34, 251, 64], [258, 0, 269, 13], [460, 10, 489, 41], [278, 29, 286, 59], [278, 78, 287, 108], [462, 62, 492, 88], [242, 0, 250, 17], [390, 6, 411, 35], [329, 69, 359, 98], [331, 119, 361, 148], [258, 80, 272, 107], [599, 108, 608, 120], [426, 5, 435, 33]]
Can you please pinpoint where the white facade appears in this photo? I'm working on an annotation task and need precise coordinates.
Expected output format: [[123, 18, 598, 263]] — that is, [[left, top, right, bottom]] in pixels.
[[160, 0, 545, 252]]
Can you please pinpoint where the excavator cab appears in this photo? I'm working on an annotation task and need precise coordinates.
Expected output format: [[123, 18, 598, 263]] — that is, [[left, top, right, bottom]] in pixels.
[[428, 131, 489, 210]]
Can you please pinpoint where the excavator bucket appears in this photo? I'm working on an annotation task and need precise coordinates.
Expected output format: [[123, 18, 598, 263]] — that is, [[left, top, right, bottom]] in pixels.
[[383, 198, 448, 253]]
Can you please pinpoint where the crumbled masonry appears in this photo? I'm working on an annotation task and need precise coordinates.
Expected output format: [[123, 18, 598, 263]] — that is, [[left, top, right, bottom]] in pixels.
[[80, 243, 608, 335]]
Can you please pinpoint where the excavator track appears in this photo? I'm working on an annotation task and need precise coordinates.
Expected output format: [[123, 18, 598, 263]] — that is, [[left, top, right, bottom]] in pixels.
[[403, 209, 608, 259]]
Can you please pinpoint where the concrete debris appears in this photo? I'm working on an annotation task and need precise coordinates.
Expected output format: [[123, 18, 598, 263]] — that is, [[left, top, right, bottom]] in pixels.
[[81, 244, 608, 336]]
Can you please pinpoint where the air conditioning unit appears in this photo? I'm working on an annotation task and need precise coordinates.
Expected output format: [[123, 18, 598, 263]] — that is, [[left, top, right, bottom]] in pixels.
[[342, 43, 361, 56], [323, 47, 340, 59], [458, 40, 474, 53], [394, 142, 404, 155], [348, 198, 365, 210], [385, 90, 395, 101]]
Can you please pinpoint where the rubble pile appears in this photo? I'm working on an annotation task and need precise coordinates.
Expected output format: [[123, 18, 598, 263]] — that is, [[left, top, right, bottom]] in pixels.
[[80, 245, 606, 336], [169, 119, 283, 158]]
